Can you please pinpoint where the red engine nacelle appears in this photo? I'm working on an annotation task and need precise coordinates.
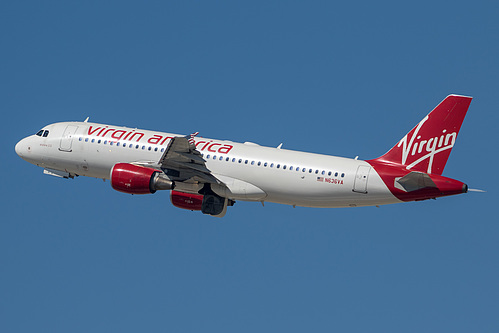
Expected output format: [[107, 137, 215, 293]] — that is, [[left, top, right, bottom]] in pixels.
[[170, 190, 204, 211], [111, 163, 173, 194]]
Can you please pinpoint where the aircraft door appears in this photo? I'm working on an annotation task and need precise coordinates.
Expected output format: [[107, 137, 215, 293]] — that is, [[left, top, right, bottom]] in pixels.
[[59, 125, 78, 152], [353, 165, 371, 194]]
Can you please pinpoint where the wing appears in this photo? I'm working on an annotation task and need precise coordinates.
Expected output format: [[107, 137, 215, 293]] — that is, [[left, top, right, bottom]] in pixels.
[[159, 136, 218, 184]]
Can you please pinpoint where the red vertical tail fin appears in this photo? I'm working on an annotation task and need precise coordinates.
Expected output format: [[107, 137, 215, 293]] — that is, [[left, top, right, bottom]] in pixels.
[[371, 95, 472, 175]]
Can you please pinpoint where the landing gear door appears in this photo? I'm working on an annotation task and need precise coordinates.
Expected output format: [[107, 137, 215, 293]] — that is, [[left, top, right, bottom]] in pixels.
[[353, 165, 371, 194], [59, 125, 78, 152]]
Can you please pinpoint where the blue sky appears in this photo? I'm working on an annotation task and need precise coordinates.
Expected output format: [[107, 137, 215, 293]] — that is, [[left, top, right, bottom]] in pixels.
[[1, 1, 498, 332]]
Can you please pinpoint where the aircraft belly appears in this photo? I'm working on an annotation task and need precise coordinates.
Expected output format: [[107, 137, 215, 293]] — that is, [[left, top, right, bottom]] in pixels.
[[212, 174, 267, 201]]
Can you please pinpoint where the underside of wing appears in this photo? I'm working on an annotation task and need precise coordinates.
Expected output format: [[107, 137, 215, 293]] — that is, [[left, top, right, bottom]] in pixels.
[[159, 136, 218, 184]]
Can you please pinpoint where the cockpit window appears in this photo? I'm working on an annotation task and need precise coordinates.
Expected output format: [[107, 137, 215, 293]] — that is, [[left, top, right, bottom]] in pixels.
[[42, 130, 49, 137], [36, 130, 44, 136]]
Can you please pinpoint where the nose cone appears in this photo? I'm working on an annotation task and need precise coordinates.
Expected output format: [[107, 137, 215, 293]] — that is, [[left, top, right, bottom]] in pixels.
[[15, 139, 23, 157], [15, 137, 30, 159]]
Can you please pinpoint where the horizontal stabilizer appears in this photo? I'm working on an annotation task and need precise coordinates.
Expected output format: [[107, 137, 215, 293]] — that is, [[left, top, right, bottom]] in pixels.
[[395, 172, 436, 192]]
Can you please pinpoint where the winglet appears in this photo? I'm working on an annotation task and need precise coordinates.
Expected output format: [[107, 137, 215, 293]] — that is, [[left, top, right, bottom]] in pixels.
[[185, 132, 199, 146]]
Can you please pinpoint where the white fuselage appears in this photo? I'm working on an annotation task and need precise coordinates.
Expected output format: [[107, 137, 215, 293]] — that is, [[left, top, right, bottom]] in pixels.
[[16, 121, 402, 208]]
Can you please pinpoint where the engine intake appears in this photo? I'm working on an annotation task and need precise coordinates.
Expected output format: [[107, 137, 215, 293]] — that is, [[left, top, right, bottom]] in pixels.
[[111, 163, 174, 194]]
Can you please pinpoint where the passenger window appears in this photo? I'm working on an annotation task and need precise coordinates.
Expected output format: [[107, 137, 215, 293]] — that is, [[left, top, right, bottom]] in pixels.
[[104, 140, 108, 144], [258, 162, 261, 166], [277, 164, 280, 169], [98, 140, 101, 144], [207, 154, 210, 159], [270, 163, 274, 168], [155, 147, 158, 152], [232, 158, 236, 162], [110, 141, 113, 146], [328, 171, 331, 176], [161, 148, 164, 152], [289, 166, 293, 171], [79, 137, 83, 141], [309, 169, 312, 173], [251, 161, 255, 165], [322, 171, 325, 175], [335, 172, 338, 177], [219, 156, 223, 161], [213, 155, 216, 160], [245, 160, 248, 164], [92, 139, 95, 143], [341, 173, 345, 178], [264, 162, 268, 167], [238, 159, 242, 163]]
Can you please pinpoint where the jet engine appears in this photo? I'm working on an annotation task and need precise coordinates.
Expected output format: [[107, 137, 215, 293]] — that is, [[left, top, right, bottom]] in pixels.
[[110, 163, 174, 194], [170, 190, 204, 211], [170, 189, 233, 217]]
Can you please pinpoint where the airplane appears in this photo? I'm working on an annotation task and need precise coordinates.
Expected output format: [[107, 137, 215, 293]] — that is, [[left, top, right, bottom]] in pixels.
[[15, 95, 472, 217]]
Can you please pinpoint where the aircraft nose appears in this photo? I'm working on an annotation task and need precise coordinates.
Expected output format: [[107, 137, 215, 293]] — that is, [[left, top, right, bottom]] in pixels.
[[15, 138, 30, 158]]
